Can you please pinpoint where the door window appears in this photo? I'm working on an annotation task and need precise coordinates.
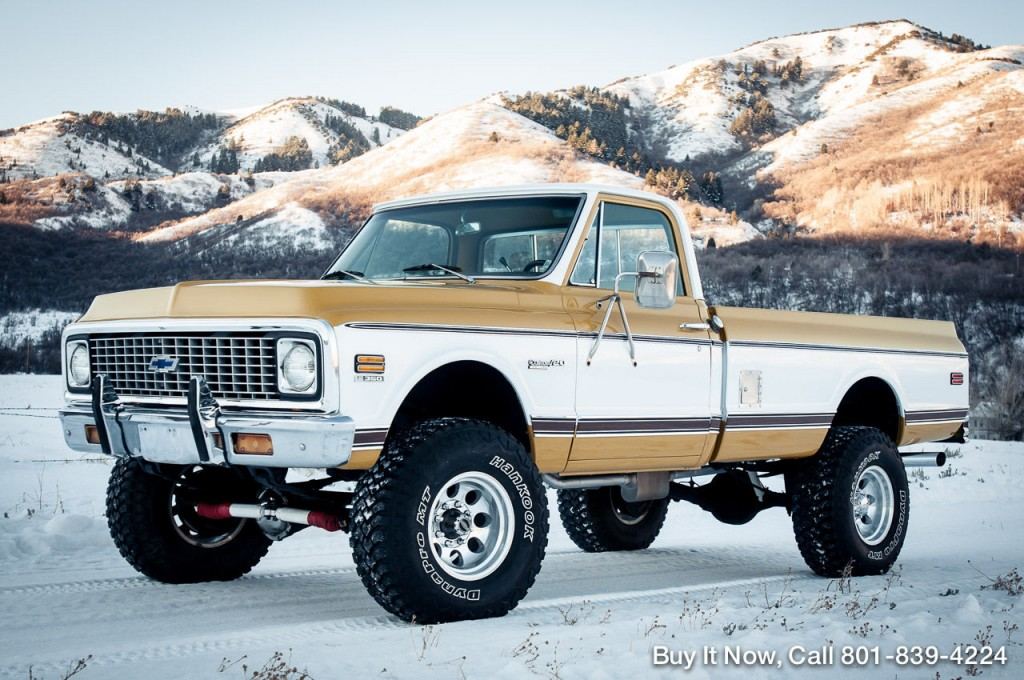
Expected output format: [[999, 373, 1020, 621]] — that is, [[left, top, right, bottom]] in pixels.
[[570, 203, 683, 294]]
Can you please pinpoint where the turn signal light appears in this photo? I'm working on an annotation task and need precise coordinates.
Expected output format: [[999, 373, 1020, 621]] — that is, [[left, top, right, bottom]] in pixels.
[[355, 354, 385, 374], [84, 425, 100, 445], [232, 433, 273, 455]]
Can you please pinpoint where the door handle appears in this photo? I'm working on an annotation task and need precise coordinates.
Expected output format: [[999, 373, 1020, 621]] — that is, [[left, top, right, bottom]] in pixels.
[[680, 315, 725, 333]]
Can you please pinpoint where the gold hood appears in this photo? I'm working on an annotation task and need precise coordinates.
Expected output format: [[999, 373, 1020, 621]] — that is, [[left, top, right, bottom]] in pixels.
[[78, 279, 569, 329]]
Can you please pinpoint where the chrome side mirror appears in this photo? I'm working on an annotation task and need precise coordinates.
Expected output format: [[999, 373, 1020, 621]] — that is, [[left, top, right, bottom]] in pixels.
[[634, 251, 678, 309]]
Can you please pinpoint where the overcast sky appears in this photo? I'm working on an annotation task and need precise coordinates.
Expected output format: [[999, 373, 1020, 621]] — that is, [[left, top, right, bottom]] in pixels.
[[1, 0, 1020, 128]]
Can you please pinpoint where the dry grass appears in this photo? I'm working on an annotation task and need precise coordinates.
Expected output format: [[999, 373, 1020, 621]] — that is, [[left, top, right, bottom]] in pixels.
[[0, 176, 77, 225], [762, 70, 1024, 245], [298, 135, 583, 223]]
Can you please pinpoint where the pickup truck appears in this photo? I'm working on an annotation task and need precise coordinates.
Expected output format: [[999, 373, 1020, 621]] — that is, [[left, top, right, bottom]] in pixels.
[[59, 184, 969, 623]]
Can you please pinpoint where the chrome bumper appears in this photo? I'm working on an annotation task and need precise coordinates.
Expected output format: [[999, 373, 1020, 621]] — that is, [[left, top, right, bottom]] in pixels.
[[59, 375, 355, 468]]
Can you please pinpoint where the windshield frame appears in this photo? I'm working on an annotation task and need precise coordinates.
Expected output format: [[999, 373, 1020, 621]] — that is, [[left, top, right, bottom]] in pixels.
[[321, 193, 587, 282]]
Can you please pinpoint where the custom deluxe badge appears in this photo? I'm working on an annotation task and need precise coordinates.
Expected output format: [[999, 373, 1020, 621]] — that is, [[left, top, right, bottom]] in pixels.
[[527, 359, 565, 370]]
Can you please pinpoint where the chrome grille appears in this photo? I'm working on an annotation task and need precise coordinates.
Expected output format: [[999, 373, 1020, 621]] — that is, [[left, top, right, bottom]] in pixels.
[[89, 333, 279, 401]]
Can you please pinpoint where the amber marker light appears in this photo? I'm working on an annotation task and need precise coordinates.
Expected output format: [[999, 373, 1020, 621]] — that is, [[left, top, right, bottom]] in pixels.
[[233, 433, 274, 455], [355, 354, 386, 373]]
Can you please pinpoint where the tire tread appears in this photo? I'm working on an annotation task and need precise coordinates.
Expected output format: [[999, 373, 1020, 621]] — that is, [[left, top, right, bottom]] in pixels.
[[349, 418, 548, 623], [788, 426, 903, 577]]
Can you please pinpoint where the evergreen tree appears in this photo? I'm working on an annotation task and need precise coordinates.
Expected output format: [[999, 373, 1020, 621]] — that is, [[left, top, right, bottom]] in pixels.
[[378, 106, 422, 130]]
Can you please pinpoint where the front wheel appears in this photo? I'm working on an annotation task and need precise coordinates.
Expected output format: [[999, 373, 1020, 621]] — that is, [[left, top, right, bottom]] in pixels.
[[106, 459, 271, 583], [787, 426, 909, 577], [349, 418, 549, 623]]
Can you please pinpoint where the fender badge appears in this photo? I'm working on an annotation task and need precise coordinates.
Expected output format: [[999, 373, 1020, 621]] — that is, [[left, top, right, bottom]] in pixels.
[[528, 359, 565, 370]]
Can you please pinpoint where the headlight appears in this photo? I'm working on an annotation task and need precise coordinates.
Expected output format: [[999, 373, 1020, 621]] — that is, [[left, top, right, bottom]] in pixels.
[[277, 339, 317, 394], [67, 341, 91, 388]]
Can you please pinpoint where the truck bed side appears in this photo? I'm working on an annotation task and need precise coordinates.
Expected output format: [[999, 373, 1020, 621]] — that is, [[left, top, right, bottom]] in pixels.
[[709, 306, 969, 463]]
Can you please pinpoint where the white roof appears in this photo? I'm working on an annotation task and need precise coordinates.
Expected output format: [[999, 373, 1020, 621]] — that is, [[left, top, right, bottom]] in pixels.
[[372, 183, 674, 212]]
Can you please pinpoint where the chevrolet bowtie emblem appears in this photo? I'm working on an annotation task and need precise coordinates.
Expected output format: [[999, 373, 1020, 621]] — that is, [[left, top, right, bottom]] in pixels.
[[147, 356, 180, 373]]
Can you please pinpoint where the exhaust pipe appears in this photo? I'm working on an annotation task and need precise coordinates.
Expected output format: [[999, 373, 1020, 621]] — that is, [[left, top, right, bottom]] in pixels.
[[542, 468, 717, 491], [901, 451, 947, 468], [543, 468, 719, 502], [195, 502, 342, 532], [542, 473, 633, 490]]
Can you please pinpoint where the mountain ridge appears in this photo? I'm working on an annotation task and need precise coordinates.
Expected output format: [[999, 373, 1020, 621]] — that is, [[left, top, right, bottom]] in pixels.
[[1, 19, 1021, 248]]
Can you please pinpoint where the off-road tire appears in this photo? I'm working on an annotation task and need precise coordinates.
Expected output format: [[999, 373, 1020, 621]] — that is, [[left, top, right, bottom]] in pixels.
[[106, 458, 271, 583], [787, 426, 909, 577], [349, 418, 549, 623], [557, 487, 669, 552]]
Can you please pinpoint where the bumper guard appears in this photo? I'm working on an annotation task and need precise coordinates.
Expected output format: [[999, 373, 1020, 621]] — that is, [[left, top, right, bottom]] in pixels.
[[60, 375, 355, 468]]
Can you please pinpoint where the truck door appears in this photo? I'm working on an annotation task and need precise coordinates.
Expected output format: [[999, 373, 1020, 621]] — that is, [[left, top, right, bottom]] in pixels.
[[563, 199, 715, 473]]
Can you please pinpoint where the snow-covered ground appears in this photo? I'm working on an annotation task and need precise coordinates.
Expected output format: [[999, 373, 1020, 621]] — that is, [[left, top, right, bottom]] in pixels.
[[0, 310, 78, 346], [1, 375, 1020, 679]]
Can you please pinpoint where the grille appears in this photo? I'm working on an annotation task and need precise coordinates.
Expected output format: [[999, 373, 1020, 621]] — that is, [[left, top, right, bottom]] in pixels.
[[89, 333, 279, 401]]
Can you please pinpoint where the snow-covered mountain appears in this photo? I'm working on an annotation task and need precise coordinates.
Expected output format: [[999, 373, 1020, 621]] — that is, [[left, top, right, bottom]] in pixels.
[[0, 114, 172, 181], [2, 20, 1021, 246], [547, 20, 1023, 236], [595, 20, 1019, 165], [137, 101, 645, 251], [0, 97, 410, 181], [191, 97, 405, 171], [0, 97, 415, 235]]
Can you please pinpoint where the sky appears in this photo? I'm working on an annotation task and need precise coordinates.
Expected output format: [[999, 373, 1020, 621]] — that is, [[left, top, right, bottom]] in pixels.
[[1, 0, 1021, 128]]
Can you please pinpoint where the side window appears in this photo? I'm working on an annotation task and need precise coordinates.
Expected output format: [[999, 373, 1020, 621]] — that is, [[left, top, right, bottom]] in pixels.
[[570, 203, 683, 294]]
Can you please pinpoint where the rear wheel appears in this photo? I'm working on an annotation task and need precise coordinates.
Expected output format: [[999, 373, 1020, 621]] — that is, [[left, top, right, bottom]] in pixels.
[[557, 486, 669, 552], [787, 426, 909, 577], [106, 459, 271, 583], [349, 418, 548, 623]]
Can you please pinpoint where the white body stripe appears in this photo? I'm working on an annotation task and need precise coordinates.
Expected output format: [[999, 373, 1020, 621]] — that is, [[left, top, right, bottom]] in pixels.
[[337, 322, 968, 443]]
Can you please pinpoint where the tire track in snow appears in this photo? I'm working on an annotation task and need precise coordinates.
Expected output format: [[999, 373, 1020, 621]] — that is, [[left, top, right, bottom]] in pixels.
[[0, 564, 362, 597], [0, 544, 731, 597], [0, 571, 813, 678]]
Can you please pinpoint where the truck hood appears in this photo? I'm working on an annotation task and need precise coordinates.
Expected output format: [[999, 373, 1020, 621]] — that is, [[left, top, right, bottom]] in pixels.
[[77, 279, 567, 327]]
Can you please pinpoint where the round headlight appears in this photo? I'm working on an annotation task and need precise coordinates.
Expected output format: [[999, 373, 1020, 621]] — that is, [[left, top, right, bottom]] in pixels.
[[68, 343, 91, 387], [281, 344, 316, 392]]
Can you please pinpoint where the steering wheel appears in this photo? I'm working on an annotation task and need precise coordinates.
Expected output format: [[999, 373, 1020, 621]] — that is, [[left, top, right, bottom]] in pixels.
[[522, 259, 548, 272]]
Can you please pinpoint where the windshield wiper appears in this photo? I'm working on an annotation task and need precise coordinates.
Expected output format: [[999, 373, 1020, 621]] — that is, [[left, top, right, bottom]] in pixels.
[[321, 269, 376, 284], [402, 263, 476, 283]]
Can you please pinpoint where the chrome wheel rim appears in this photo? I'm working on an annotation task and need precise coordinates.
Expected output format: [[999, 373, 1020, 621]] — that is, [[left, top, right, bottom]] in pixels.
[[428, 471, 515, 581], [609, 492, 651, 526], [169, 466, 246, 548], [852, 465, 894, 546]]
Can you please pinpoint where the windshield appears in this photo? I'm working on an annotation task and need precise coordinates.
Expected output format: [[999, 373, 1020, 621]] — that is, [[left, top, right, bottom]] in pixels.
[[324, 196, 584, 281]]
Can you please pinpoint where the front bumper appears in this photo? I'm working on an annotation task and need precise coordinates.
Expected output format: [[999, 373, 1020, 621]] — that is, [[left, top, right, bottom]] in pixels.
[[59, 375, 354, 468]]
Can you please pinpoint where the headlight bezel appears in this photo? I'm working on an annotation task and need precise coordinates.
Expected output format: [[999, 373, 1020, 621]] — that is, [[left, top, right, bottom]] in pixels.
[[66, 338, 91, 391], [276, 337, 320, 397]]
